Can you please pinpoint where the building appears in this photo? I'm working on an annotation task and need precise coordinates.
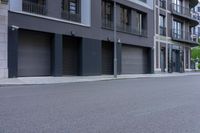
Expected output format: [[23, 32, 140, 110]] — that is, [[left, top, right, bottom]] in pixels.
[[154, 0, 199, 73], [193, 3, 200, 38], [0, 0, 8, 78], [0, 0, 154, 78]]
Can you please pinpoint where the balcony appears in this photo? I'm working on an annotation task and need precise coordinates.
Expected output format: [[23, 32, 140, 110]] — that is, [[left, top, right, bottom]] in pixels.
[[102, 19, 147, 37], [22, 0, 47, 15], [61, 11, 81, 23], [102, 19, 114, 30], [159, 26, 166, 36], [171, 29, 199, 46], [159, 0, 166, 9], [171, 3, 199, 26], [0, 0, 8, 4]]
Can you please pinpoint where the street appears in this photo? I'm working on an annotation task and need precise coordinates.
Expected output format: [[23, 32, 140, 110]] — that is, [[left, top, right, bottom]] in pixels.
[[0, 76, 200, 133]]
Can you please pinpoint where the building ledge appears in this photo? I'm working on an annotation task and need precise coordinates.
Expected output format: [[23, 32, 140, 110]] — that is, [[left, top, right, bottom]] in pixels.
[[171, 11, 199, 27], [171, 37, 199, 47]]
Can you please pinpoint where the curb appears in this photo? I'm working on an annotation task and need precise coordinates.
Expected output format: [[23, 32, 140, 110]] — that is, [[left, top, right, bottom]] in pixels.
[[0, 73, 200, 87]]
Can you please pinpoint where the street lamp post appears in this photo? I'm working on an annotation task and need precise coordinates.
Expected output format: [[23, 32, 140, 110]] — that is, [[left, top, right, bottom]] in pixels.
[[114, 1, 117, 78]]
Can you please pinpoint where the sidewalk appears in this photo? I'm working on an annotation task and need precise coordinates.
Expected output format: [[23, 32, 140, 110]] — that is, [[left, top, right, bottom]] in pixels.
[[0, 72, 200, 86]]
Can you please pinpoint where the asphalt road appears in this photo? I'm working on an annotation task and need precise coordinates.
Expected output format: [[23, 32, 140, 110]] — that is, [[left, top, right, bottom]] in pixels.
[[0, 76, 200, 133]]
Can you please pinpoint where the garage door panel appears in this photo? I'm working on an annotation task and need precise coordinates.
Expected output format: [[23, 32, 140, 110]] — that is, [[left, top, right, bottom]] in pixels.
[[122, 45, 148, 74], [18, 30, 51, 77]]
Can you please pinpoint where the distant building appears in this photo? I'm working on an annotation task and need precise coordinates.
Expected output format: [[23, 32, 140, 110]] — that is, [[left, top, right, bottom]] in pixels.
[[154, 0, 199, 73], [193, 3, 200, 38]]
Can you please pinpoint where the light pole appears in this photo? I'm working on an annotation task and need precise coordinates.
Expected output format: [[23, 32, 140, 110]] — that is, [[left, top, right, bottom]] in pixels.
[[114, 0, 117, 78]]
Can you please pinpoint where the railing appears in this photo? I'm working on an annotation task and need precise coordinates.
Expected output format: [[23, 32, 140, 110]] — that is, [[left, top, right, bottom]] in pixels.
[[159, 0, 166, 9], [22, 0, 47, 15], [102, 19, 147, 37], [0, 0, 8, 4], [172, 29, 199, 43], [160, 26, 166, 36], [102, 19, 114, 30], [171, 3, 199, 20], [61, 11, 81, 22]]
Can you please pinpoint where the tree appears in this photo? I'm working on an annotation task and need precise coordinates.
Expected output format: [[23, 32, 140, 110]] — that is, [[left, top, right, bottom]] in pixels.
[[191, 46, 200, 60]]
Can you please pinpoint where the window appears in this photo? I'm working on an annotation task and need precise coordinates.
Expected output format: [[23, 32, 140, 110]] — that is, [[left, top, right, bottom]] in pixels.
[[22, 0, 47, 15], [102, 0, 113, 28], [159, 15, 166, 36], [198, 27, 200, 36], [198, 7, 200, 12], [173, 20, 183, 39], [62, 0, 81, 22], [172, 0, 183, 13], [120, 5, 131, 32], [62, 0, 80, 14], [136, 12, 144, 34], [159, 0, 166, 9], [159, 15, 165, 27]]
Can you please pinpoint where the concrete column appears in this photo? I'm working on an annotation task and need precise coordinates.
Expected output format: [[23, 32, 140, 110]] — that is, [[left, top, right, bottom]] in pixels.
[[52, 34, 63, 76], [188, 48, 191, 70], [183, 46, 186, 70], [165, 43, 168, 72], [147, 48, 155, 74], [0, 3, 8, 78], [117, 42, 122, 75], [9, 0, 22, 12], [158, 42, 161, 69], [8, 27, 18, 78], [79, 38, 101, 76], [81, 0, 91, 26]]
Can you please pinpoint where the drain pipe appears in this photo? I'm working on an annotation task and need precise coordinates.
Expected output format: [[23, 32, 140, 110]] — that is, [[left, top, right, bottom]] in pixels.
[[114, 0, 117, 78]]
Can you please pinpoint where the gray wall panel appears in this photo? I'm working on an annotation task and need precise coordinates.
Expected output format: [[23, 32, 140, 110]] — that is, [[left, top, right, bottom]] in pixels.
[[80, 38, 102, 76]]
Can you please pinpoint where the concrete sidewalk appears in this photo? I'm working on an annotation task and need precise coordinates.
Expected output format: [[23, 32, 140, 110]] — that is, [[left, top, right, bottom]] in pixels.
[[0, 72, 200, 86]]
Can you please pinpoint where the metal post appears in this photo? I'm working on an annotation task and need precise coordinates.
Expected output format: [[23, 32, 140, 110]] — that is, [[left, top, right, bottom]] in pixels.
[[114, 1, 117, 78]]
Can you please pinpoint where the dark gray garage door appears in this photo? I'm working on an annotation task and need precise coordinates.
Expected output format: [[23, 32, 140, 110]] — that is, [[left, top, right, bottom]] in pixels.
[[122, 45, 148, 74], [18, 30, 51, 77], [102, 42, 113, 75], [63, 36, 79, 75]]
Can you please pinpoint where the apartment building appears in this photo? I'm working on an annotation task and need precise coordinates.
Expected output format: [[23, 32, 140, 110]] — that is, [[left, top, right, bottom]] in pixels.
[[154, 0, 199, 73], [193, 3, 200, 36], [0, 0, 154, 78]]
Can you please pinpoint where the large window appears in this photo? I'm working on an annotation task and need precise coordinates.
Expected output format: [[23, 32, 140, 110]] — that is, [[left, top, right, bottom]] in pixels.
[[62, 0, 81, 22], [172, 0, 183, 13], [173, 20, 183, 39], [120, 5, 131, 32], [62, 0, 80, 14], [22, 0, 47, 15], [136, 12, 144, 34], [102, 0, 113, 28], [159, 15, 166, 36]]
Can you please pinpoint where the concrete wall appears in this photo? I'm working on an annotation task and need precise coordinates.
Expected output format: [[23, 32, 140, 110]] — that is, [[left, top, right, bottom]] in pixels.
[[0, 3, 8, 78]]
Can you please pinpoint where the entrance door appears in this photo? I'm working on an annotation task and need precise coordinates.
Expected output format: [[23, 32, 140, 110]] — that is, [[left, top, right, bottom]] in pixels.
[[172, 50, 180, 72], [102, 42, 114, 75], [160, 48, 166, 72]]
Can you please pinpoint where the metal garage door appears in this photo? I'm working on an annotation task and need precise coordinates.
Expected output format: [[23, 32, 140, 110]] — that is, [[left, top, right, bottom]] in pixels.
[[63, 36, 79, 75], [102, 42, 113, 75], [122, 45, 148, 74], [18, 30, 51, 77]]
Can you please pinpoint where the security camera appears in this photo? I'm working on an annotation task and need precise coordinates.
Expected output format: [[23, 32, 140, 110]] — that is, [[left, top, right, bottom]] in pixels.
[[11, 25, 19, 30]]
